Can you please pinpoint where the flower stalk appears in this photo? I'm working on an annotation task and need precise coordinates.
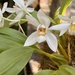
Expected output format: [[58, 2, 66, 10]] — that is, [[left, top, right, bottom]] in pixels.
[[3, 17, 19, 22], [58, 43, 68, 60], [68, 35, 71, 64], [18, 21, 26, 36]]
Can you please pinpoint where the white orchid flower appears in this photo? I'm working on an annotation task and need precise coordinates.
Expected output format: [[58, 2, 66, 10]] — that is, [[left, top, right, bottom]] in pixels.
[[24, 9, 58, 52], [6, 0, 34, 25], [13, 0, 34, 12], [6, 0, 34, 13], [6, 6, 22, 14], [49, 15, 75, 36], [0, 2, 8, 27]]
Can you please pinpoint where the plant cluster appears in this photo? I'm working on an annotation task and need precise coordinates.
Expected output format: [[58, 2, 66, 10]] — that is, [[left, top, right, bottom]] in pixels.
[[0, 0, 75, 75]]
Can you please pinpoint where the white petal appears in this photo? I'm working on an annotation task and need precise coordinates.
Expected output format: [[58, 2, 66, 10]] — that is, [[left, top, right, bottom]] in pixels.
[[6, 6, 21, 13], [37, 9, 50, 28], [5, 8, 16, 13], [70, 16, 75, 24], [49, 23, 70, 30], [37, 36, 46, 43], [13, 6, 22, 14], [2, 2, 8, 13], [71, 16, 75, 20], [13, 0, 25, 9], [0, 18, 4, 27], [26, 0, 34, 7], [59, 29, 68, 36], [46, 31, 58, 52], [10, 11, 24, 25], [58, 15, 70, 21], [26, 15, 39, 27], [24, 31, 38, 46], [27, 7, 34, 12], [0, 9, 2, 22]]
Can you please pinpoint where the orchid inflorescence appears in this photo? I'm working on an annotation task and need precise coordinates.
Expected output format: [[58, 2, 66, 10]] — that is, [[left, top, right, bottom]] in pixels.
[[0, 0, 74, 52]]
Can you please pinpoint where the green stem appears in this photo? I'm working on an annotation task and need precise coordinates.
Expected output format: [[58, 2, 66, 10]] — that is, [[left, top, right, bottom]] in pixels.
[[18, 22, 26, 36], [59, 43, 68, 60], [35, 48, 59, 67], [3, 17, 19, 22], [20, 19, 27, 22], [68, 35, 71, 64], [24, 9, 32, 16], [35, 48, 52, 58]]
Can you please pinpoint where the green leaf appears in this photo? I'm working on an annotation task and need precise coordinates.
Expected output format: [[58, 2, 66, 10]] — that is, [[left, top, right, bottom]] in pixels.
[[0, 27, 36, 75], [35, 65, 75, 75], [0, 27, 26, 52], [59, 0, 72, 15], [49, 17, 56, 24], [0, 47, 34, 75], [0, 35, 23, 52], [31, 10, 38, 20], [59, 65, 75, 75], [54, 0, 72, 24], [50, 54, 68, 66], [0, 27, 26, 42], [34, 46, 68, 66], [35, 70, 54, 75]]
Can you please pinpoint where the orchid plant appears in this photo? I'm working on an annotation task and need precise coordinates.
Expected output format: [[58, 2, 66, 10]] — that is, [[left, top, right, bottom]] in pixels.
[[0, 0, 75, 75]]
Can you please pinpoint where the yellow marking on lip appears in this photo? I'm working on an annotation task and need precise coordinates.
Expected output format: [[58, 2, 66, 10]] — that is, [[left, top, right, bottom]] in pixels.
[[70, 24, 75, 30], [37, 25, 46, 36]]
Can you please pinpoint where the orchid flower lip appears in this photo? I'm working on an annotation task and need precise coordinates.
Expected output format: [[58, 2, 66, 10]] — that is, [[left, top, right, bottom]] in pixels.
[[37, 24, 47, 36], [37, 35, 46, 43]]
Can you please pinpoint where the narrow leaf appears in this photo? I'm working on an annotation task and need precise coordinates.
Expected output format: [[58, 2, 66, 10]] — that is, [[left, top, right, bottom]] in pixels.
[[54, 0, 72, 24], [35, 70, 54, 75]]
